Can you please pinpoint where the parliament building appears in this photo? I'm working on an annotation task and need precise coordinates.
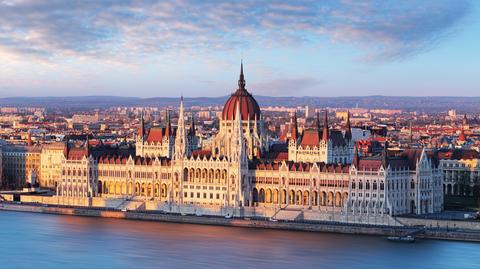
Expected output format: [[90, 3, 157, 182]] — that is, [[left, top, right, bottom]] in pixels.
[[56, 64, 443, 216]]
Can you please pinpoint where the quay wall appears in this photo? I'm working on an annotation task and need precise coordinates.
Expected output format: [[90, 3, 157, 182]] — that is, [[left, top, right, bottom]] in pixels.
[[1, 202, 480, 242], [396, 217, 480, 230]]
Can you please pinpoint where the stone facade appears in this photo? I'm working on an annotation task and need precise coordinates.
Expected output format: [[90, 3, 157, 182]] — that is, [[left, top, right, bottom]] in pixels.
[[54, 66, 443, 216]]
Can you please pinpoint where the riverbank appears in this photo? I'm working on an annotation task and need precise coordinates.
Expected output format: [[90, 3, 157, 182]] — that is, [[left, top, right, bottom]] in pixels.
[[1, 202, 479, 242]]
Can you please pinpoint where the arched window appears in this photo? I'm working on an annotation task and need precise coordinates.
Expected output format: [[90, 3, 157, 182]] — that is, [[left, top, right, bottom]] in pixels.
[[373, 181, 377, 190], [351, 181, 356, 189], [380, 181, 384, 190], [359, 180, 363, 189], [366, 180, 370, 190]]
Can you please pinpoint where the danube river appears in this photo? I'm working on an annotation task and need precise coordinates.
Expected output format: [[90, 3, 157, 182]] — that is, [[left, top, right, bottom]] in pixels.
[[0, 211, 479, 269]]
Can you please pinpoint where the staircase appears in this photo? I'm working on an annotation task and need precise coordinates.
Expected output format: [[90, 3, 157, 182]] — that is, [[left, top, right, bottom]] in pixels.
[[116, 196, 145, 211], [272, 207, 304, 221]]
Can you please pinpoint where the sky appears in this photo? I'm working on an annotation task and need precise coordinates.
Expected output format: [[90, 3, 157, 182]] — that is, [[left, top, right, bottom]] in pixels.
[[0, 0, 478, 98]]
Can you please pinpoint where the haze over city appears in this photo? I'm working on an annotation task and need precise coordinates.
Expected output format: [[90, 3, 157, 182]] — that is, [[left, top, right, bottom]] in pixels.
[[0, 0, 478, 97]]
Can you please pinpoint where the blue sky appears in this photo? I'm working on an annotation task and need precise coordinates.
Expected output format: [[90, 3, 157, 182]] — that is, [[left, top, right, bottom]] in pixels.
[[0, 0, 478, 97]]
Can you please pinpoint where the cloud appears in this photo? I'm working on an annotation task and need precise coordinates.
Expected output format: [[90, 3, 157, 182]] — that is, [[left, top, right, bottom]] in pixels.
[[0, 0, 472, 62]]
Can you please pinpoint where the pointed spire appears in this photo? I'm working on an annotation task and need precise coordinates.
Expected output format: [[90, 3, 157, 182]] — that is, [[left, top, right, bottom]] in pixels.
[[381, 144, 388, 168], [175, 96, 189, 159], [165, 109, 172, 137], [85, 134, 90, 157], [291, 111, 298, 141], [232, 100, 245, 161], [139, 110, 146, 139], [64, 134, 70, 158], [353, 143, 360, 167], [189, 112, 195, 136], [322, 110, 329, 141], [345, 111, 352, 141], [238, 59, 246, 90], [316, 110, 321, 130]]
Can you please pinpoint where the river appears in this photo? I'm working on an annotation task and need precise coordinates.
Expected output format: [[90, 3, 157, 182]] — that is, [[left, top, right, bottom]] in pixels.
[[0, 211, 479, 269]]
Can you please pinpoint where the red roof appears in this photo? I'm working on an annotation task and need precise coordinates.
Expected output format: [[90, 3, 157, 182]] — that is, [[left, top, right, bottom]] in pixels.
[[221, 63, 260, 121], [146, 127, 167, 143], [300, 130, 320, 147], [222, 89, 260, 121]]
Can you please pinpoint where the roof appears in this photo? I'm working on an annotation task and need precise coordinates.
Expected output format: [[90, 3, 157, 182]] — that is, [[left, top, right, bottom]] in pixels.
[[221, 63, 261, 121], [438, 149, 479, 160], [300, 130, 321, 147]]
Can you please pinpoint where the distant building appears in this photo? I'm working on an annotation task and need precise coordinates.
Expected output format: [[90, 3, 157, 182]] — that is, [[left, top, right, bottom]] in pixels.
[[439, 149, 480, 197]]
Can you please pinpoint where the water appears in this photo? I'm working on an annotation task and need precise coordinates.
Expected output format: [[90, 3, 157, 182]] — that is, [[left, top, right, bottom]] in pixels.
[[0, 211, 479, 269]]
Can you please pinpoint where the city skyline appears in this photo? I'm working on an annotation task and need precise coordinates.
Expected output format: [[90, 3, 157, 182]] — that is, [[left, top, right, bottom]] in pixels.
[[0, 0, 479, 98]]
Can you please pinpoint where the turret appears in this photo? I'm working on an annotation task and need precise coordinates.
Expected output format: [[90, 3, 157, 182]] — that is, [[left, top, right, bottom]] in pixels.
[[174, 96, 189, 159], [345, 111, 352, 141], [290, 111, 298, 141], [63, 135, 70, 158], [165, 109, 173, 137], [84, 134, 90, 157], [138, 110, 146, 141], [322, 110, 329, 141], [231, 100, 245, 162], [353, 143, 360, 167], [188, 112, 195, 137]]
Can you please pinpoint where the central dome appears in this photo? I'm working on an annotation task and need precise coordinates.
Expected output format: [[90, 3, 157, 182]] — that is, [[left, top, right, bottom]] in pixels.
[[221, 63, 261, 121]]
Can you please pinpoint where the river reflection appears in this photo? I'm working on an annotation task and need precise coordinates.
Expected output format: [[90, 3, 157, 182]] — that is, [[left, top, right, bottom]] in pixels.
[[0, 211, 479, 269]]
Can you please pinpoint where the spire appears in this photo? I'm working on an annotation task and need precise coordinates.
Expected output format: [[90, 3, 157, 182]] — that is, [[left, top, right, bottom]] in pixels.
[[238, 60, 246, 90], [139, 110, 146, 139], [291, 111, 298, 141], [175, 96, 189, 159], [231, 100, 245, 161], [64, 135, 70, 158], [353, 143, 360, 167], [165, 109, 172, 137], [381, 144, 388, 168], [316, 110, 321, 130], [189, 112, 195, 136], [345, 111, 352, 141], [322, 110, 329, 141], [85, 134, 90, 157]]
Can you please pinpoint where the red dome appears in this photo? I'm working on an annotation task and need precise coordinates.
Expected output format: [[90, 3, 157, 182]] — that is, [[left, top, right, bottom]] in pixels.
[[221, 63, 261, 121]]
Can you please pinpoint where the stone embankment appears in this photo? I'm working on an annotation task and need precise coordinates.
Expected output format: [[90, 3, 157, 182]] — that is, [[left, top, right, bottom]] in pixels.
[[1, 202, 480, 242]]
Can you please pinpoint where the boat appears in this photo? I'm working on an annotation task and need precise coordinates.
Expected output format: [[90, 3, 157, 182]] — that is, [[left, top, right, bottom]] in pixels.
[[387, 235, 415, 243]]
